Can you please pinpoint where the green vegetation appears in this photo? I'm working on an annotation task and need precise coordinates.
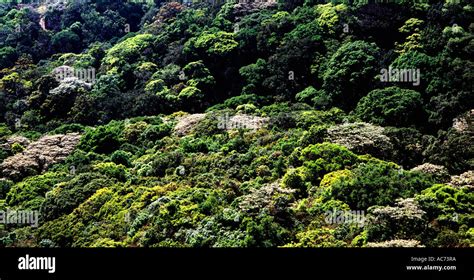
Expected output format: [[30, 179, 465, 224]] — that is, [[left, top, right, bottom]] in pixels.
[[0, 0, 472, 248]]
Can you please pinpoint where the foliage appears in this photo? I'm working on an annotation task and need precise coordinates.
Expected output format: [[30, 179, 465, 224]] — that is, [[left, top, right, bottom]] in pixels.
[[320, 40, 380, 110], [328, 161, 434, 210], [0, 1, 472, 248], [355, 86, 425, 127]]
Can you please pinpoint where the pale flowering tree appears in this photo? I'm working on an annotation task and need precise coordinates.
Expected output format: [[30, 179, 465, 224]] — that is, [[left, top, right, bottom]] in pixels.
[[411, 163, 450, 182], [238, 181, 296, 216], [365, 198, 428, 243], [327, 122, 393, 158], [365, 239, 424, 247], [0, 133, 81, 181]]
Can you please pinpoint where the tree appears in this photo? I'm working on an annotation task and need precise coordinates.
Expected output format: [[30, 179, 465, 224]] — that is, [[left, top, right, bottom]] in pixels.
[[396, 18, 424, 54], [320, 40, 380, 110], [40, 173, 112, 221], [103, 34, 156, 72], [327, 122, 393, 159], [239, 58, 268, 95], [365, 198, 428, 243], [182, 60, 215, 91], [416, 184, 472, 231], [354, 86, 425, 127], [297, 142, 359, 186], [5, 172, 67, 210], [184, 29, 238, 59], [0, 46, 17, 69], [390, 50, 438, 92], [40, 78, 90, 120], [328, 162, 434, 210], [284, 228, 345, 248], [424, 128, 474, 174], [51, 29, 82, 53], [78, 121, 125, 154], [315, 3, 347, 35], [178, 86, 205, 111], [295, 86, 318, 104]]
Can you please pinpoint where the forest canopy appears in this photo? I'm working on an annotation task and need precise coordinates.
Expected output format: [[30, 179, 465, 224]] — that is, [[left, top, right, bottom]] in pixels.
[[0, 0, 472, 248]]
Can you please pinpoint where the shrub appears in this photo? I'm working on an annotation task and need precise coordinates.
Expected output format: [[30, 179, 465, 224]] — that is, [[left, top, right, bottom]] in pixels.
[[181, 137, 209, 153], [295, 108, 346, 129], [40, 173, 112, 221], [0, 179, 13, 200], [110, 150, 132, 167], [299, 143, 359, 185], [151, 150, 183, 176], [139, 123, 172, 144], [329, 161, 434, 209], [284, 228, 346, 248], [282, 168, 306, 197], [295, 86, 318, 104], [0, 123, 12, 138], [79, 121, 124, 154], [11, 142, 25, 154], [6, 172, 67, 210], [123, 121, 149, 144], [93, 162, 129, 182], [415, 184, 473, 228], [51, 123, 86, 134], [298, 125, 328, 146]]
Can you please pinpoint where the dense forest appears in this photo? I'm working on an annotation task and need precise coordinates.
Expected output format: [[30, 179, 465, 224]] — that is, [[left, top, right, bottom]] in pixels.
[[0, 0, 472, 247]]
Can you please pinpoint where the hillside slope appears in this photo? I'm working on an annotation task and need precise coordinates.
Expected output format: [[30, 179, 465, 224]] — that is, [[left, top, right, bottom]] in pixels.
[[0, 0, 472, 247]]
